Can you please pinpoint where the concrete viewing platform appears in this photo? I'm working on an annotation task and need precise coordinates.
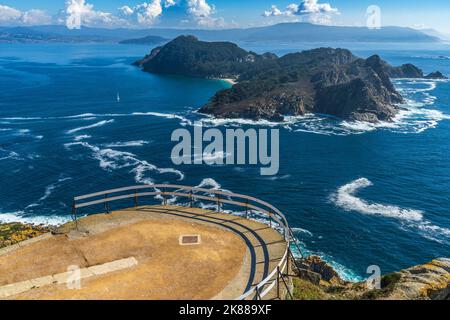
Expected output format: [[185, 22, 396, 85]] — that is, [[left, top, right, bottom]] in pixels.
[[0, 205, 287, 300]]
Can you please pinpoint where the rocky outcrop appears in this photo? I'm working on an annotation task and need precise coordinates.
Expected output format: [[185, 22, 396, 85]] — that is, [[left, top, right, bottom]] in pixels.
[[294, 256, 343, 285], [425, 71, 448, 79], [388, 258, 450, 300], [387, 63, 424, 78], [292, 256, 450, 300], [135, 36, 447, 123]]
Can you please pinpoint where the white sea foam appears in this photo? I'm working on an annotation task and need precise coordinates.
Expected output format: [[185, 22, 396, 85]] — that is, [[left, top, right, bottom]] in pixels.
[[26, 176, 72, 209], [64, 141, 184, 184], [332, 178, 423, 221], [0, 148, 21, 161], [103, 140, 150, 148], [67, 119, 114, 134], [74, 135, 91, 141], [0, 211, 71, 226], [332, 178, 450, 245], [292, 227, 313, 237]]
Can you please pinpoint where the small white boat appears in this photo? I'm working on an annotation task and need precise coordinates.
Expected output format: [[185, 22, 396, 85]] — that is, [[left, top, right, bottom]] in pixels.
[[117, 92, 120, 103]]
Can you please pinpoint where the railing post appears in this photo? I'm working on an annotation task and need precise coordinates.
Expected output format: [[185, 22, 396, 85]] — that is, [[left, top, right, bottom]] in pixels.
[[134, 192, 138, 208], [71, 199, 77, 221], [277, 266, 280, 299], [269, 212, 272, 228], [216, 195, 221, 213], [245, 199, 249, 219], [255, 287, 261, 300], [104, 194, 110, 214], [162, 188, 167, 206], [286, 248, 291, 276], [190, 190, 194, 208]]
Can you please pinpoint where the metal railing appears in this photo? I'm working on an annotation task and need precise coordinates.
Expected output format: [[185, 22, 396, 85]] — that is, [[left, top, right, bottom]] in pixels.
[[72, 184, 303, 300]]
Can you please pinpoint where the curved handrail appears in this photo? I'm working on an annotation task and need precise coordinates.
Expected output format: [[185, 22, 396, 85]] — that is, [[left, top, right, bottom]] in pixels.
[[72, 184, 300, 300]]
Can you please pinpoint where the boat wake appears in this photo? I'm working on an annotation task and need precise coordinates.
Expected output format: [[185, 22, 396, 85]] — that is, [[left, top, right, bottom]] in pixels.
[[332, 178, 450, 244]]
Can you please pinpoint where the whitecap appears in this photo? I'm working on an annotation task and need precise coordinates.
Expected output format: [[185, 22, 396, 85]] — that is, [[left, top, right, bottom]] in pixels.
[[292, 227, 313, 237], [0, 211, 71, 226], [74, 135, 91, 141], [26, 176, 72, 209], [0, 148, 21, 161], [103, 140, 150, 148], [332, 178, 423, 221], [64, 141, 184, 184], [67, 119, 114, 134], [332, 178, 450, 245]]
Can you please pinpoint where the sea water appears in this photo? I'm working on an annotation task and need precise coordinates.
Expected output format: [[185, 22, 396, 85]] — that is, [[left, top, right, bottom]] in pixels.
[[0, 42, 449, 281]]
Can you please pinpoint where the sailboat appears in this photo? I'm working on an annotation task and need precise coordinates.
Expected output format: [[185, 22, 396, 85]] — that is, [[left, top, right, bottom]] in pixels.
[[116, 92, 120, 103]]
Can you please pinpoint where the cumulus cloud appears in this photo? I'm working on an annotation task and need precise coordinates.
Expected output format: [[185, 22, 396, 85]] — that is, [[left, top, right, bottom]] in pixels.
[[0, 5, 52, 26], [164, 0, 177, 8], [65, 0, 127, 29], [186, 0, 224, 27], [1, 0, 225, 29], [263, 5, 283, 17], [263, 0, 339, 24]]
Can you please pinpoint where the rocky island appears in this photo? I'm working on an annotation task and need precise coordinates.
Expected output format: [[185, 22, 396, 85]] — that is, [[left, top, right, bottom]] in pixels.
[[134, 35, 447, 123]]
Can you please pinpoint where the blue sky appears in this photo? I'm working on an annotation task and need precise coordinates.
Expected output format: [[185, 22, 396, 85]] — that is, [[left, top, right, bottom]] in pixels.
[[1, 0, 449, 33]]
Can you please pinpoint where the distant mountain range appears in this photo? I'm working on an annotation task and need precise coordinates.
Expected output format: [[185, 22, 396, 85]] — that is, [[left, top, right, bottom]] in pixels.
[[119, 35, 169, 45], [0, 23, 441, 44]]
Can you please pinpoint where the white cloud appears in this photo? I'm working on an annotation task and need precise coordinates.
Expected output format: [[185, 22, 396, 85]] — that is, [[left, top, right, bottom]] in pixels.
[[0, 5, 22, 23], [164, 0, 177, 8], [118, 6, 134, 16], [263, 5, 283, 17], [263, 0, 339, 24], [0, 0, 225, 29], [297, 0, 338, 15], [22, 9, 52, 25], [186, 0, 224, 27], [134, 1, 163, 26], [0, 5, 52, 26], [65, 0, 128, 29]]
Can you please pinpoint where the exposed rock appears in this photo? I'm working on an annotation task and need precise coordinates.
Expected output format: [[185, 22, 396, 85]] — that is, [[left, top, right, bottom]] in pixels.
[[294, 256, 344, 286], [292, 256, 450, 300], [387, 63, 424, 78], [425, 71, 448, 79], [387, 258, 450, 300], [135, 36, 445, 123]]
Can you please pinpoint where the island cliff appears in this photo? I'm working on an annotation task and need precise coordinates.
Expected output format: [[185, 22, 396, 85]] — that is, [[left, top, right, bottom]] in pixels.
[[293, 256, 450, 300], [134, 36, 447, 123]]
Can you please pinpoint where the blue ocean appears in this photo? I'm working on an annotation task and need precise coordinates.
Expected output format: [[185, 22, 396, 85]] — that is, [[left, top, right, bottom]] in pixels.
[[0, 42, 449, 281]]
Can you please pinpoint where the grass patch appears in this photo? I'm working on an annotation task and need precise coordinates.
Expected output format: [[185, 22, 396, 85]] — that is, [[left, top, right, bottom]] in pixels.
[[361, 273, 402, 300], [292, 278, 328, 300]]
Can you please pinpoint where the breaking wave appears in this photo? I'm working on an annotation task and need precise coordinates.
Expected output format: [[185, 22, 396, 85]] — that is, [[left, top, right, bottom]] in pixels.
[[332, 178, 450, 244], [103, 140, 150, 148], [67, 119, 114, 134], [0, 148, 21, 161], [332, 178, 423, 221], [26, 176, 72, 209], [0, 211, 71, 226]]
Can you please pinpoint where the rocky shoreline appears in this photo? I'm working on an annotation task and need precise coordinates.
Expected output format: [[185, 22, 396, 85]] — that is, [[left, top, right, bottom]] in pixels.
[[293, 256, 450, 300], [135, 36, 447, 124]]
